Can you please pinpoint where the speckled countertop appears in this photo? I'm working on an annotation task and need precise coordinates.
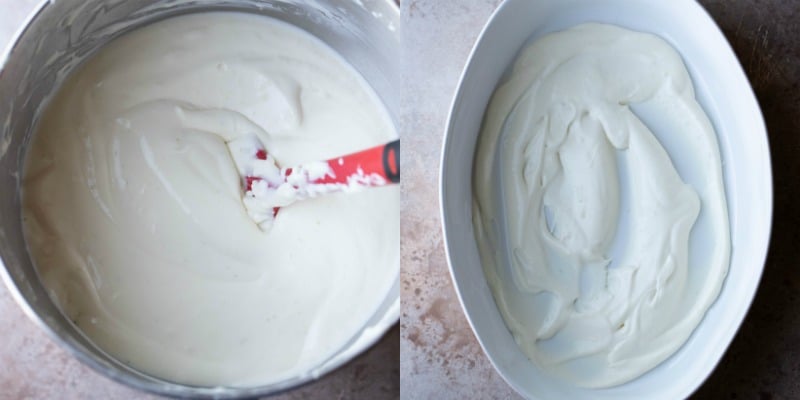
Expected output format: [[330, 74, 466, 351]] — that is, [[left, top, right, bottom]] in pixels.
[[401, 0, 800, 399], [0, 1, 398, 399]]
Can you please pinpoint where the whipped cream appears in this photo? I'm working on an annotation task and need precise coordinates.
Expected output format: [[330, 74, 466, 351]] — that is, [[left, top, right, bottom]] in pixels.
[[22, 12, 398, 386], [473, 23, 730, 387]]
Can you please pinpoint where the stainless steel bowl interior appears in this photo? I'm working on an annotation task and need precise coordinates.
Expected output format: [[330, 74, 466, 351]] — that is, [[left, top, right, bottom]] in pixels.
[[0, 0, 399, 398]]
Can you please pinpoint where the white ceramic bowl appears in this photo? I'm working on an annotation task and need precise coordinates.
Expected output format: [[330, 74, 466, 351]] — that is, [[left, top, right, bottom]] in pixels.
[[440, 0, 772, 398]]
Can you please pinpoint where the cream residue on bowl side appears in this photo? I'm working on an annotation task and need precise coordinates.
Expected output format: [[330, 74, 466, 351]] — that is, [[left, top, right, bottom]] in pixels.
[[473, 23, 730, 387], [21, 12, 398, 387]]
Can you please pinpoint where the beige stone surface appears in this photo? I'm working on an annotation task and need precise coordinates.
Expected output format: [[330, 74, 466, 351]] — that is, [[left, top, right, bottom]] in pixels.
[[0, 1, 398, 399], [399, 1, 520, 399]]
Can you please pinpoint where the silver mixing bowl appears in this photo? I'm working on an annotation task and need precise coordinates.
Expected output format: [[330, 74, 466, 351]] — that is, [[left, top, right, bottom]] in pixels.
[[0, 0, 399, 398]]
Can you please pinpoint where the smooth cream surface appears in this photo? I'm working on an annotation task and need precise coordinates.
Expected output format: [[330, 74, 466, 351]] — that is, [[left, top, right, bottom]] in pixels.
[[22, 12, 398, 386], [473, 24, 730, 387]]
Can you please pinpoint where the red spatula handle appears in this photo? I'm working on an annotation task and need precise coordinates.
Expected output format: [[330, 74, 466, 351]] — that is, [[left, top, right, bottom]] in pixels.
[[313, 139, 400, 185]]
